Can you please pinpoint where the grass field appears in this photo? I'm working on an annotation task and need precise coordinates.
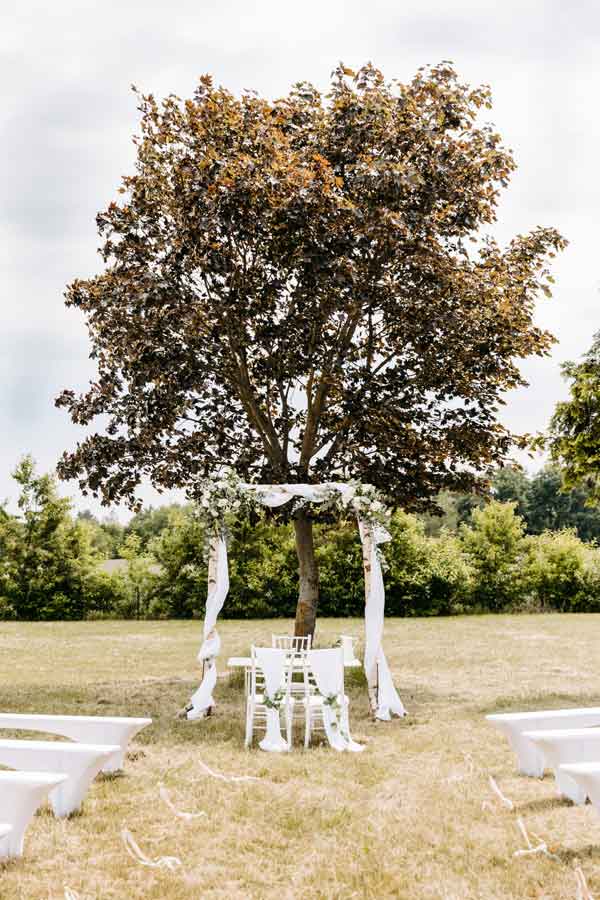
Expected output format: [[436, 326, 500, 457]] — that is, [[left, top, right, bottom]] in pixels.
[[2, 615, 600, 899]]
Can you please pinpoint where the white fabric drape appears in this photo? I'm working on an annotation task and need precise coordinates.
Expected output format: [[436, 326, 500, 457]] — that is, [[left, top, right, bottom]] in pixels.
[[254, 647, 289, 752], [307, 649, 364, 752], [188, 537, 229, 719], [187, 483, 405, 721], [360, 521, 407, 721]]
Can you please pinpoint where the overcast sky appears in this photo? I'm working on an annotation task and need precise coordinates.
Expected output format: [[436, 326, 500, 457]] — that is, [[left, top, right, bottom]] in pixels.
[[1, 0, 597, 518]]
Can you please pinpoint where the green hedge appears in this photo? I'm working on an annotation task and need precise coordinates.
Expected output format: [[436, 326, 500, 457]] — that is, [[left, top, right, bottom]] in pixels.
[[6, 497, 600, 620]]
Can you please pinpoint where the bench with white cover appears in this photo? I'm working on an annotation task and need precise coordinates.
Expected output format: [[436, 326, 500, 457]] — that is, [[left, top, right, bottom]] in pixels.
[[486, 707, 600, 776], [0, 714, 152, 772], [0, 739, 120, 816], [559, 763, 600, 816], [522, 728, 600, 804], [0, 771, 68, 858], [0, 823, 12, 849]]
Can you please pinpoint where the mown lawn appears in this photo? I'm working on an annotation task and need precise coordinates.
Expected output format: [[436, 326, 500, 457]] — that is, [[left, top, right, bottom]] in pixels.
[[2, 614, 600, 899]]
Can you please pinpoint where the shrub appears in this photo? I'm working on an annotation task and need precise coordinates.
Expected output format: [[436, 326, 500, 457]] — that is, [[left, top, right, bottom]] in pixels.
[[521, 529, 600, 613], [459, 501, 526, 611], [83, 570, 128, 618]]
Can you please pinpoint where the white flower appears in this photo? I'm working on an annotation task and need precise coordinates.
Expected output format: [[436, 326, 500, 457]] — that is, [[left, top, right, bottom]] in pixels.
[[217, 498, 229, 508]]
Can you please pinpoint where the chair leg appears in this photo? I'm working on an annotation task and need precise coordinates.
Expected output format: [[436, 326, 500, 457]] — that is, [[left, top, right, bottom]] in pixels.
[[244, 701, 252, 749], [286, 705, 292, 749], [304, 707, 311, 749]]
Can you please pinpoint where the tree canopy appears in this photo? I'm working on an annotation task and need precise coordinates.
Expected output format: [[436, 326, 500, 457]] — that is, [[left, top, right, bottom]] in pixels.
[[56, 62, 564, 511], [0, 457, 96, 620], [55, 62, 565, 633], [548, 332, 600, 503]]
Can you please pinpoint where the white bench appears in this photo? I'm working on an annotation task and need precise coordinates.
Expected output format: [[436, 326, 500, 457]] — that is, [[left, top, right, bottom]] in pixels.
[[0, 739, 121, 817], [522, 728, 600, 804], [0, 824, 12, 850], [0, 714, 152, 772], [0, 771, 68, 859], [486, 708, 600, 776], [559, 763, 600, 816]]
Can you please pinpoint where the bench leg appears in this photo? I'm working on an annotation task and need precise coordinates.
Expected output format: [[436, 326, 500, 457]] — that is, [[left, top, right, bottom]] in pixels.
[[555, 768, 588, 805], [507, 732, 545, 777], [584, 781, 600, 814], [49, 763, 105, 817], [102, 747, 126, 773], [0, 789, 48, 858]]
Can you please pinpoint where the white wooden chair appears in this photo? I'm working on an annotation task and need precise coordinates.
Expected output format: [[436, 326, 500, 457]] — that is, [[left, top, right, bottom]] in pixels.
[[522, 728, 600, 804], [0, 739, 121, 817], [245, 647, 293, 750], [270, 635, 312, 698], [302, 648, 347, 749], [0, 713, 152, 772], [486, 707, 600, 776], [0, 771, 68, 859], [271, 635, 312, 652]]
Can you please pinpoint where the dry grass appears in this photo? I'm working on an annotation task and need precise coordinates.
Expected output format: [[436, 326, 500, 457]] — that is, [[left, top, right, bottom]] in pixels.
[[2, 614, 600, 899]]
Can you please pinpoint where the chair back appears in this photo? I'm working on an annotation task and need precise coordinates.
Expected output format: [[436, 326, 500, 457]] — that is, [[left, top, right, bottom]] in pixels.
[[306, 648, 345, 698], [251, 646, 293, 703], [271, 634, 312, 652]]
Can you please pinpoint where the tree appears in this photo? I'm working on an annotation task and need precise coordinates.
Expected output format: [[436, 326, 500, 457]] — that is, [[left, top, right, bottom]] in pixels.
[[117, 533, 159, 618], [549, 333, 600, 505], [125, 504, 185, 550], [148, 508, 208, 617], [459, 500, 525, 611], [0, 457, 96, 619], [56, 62, 564, 637], [526, 465, 600, 539], [76, 509, 125, 558], [492, 466, 530, 521]]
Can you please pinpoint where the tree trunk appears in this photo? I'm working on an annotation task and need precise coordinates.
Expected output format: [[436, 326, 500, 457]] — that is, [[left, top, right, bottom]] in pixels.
[[293, 511, 319, 638]]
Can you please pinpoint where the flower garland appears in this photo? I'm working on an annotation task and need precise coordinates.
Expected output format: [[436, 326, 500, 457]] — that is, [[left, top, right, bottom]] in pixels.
[[262, 688, 285, 710], [191, 472, 391, 558], [191, 468, 264, 557], [320, 691, 349, 742], [289, 480, 392, 532]]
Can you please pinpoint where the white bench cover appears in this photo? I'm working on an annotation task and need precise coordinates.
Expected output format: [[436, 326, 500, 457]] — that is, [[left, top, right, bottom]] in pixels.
[[0, 771, 68, 858], [0, 714, 152, 772], [486, 708, 600, 776], [559, 763, 600, 816], [523, 728, 600, 804], [0, 739, 120, 816]]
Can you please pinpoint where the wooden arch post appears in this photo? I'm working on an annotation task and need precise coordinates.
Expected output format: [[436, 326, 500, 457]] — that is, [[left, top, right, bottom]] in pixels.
[[360, 523, 379, 716]]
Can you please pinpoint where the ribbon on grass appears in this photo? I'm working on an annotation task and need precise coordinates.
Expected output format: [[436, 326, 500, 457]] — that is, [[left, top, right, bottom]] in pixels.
[[488, 775, 514, 810], [575, 865, 595, 900], [513, 817, 560, 862], [121, 828, 182, 871], [159, 783, 206, 820], [197, 758, 259, 783]]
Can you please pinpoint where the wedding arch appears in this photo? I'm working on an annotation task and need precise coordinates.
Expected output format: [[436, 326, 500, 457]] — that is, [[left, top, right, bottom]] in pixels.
[[186, 475, 407, 722]]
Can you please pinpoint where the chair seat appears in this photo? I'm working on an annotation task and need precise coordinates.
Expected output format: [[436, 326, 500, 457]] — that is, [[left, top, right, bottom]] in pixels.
[[251, 695, 295, 707], [298, 694, 348, 707]]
